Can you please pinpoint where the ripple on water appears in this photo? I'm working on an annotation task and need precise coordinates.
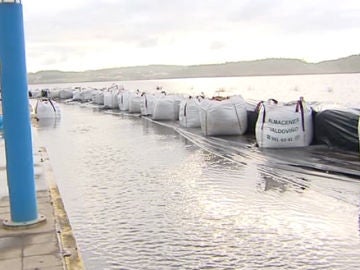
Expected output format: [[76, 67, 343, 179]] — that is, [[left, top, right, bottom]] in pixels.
[[33, 104, 360, 270]]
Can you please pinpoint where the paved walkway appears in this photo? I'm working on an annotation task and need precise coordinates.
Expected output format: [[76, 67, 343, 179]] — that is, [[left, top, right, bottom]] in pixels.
[[0, 147, 83, 270]]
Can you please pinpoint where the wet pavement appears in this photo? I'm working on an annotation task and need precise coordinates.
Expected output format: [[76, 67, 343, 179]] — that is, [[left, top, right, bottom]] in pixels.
[[33, 102, 360, 269], [0, 147, 83, 270]]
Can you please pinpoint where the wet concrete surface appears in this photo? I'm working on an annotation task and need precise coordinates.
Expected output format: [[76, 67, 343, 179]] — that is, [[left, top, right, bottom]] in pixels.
[[34, 103, 360, 269], [0, 147, 83, 270]]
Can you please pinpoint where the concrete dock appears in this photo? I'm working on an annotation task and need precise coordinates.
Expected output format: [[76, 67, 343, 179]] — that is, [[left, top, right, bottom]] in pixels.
[[0, 147, 84, 270]]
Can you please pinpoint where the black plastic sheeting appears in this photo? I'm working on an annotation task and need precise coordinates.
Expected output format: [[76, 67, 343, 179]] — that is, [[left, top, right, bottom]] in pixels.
[[245, 100, 259, 135], [314, 109, 359, 152], [246, 110, 258, 135], [142, 115, 360, 181], [90, 101, 360, 181], [77, 103, 360, 201]]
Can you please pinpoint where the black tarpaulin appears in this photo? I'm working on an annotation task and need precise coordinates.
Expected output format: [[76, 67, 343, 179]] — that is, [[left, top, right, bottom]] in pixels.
[[314, 109, 360, 152]]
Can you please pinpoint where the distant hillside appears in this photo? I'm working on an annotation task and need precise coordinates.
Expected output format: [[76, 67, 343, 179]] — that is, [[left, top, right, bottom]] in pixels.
[[28, 54, 360, 84]]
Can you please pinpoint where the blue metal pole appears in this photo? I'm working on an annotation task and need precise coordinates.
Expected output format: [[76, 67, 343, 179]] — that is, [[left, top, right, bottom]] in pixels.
[[0, 1, 42, 225]]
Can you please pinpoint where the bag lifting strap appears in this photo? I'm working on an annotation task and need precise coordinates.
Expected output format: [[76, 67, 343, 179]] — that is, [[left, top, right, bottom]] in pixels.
[[255, 99, 278, 130], [295, 100, 305, 132], [184, 96, 193, 117], [255, 101, 266, 130], [48, 98, 56, 112]]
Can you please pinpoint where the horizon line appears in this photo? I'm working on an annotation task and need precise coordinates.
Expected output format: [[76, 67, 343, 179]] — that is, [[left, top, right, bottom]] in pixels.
[[28, 53, 360, 74]]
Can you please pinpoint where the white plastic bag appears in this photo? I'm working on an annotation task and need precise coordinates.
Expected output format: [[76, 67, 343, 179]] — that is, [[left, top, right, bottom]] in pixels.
[[104, 90, 119, 108], [128, 92, 142, 113], [179, 97, 201, 128], [72, 90, 81, 101], [59, 89, 73, 99], [152, 95, 182, 120], [34, 98, 61, 119], [118, 91, 130, 111], [49, 89, 60, 99], [140, 93, 157, 116], [199, 95, 248, 136], [91, 90, 104, 105], [103, 91, 113, 108], [255, 98, 313, 148]]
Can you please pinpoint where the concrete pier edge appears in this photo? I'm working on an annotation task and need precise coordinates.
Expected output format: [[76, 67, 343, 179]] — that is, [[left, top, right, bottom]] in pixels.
[[39, 147, 85, 270]]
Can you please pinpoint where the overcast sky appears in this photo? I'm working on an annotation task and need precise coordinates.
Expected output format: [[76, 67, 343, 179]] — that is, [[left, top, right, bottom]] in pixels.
[[22, 0, 360, 72]]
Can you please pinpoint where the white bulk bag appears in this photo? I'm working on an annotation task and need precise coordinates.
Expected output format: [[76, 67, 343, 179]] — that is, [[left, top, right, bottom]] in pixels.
[[128, 92, 142, 113], [49, 89, 60, 99], [118, 91, 130, 111], [152, 95, 182, 121], [34, 98, 61, 119], [59, 89, 73, 99], [140, 93, 157, 116], [103, 91, 112, 107], [104, 91, 119, 108], [91, 90, 104, 105], [105, 89, 120, 108], [179, 97, 201, 128], [199, 95, 248, 136], [72, 90, 81, 101], [112, 91, 119, 108], [79, 89, 94, 102], [255, 99, 313, 148]]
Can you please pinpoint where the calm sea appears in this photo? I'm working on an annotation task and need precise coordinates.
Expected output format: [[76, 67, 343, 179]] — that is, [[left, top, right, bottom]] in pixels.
[[30, 73, 360, 107], [28, 74, 360, 269]]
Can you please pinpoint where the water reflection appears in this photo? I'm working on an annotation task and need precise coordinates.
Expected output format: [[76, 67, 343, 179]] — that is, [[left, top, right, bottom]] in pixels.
[[31, 103, 360, 270], [141, 117, 178, 137], [261, 173, 288, 193], [32, 117, 60, 129]]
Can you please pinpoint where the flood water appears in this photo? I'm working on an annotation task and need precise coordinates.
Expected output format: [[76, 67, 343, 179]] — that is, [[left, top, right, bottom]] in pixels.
[[29, 74, 360, 269]]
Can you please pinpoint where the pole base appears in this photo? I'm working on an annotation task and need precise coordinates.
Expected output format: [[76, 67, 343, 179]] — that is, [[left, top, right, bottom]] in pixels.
[[2, 214, 46, 229]]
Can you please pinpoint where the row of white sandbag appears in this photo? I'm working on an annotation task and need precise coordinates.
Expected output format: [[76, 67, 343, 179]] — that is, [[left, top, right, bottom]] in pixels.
[[91, 89, 247, 135], [103, 91, 314, 149], [32, 87, 314, 148], [31, 87, 117, 102], [30, 88, 76, 100], [118, 92, 249, 137], [118, 91, 181, 118], [30, 87, 106, 101], [180, 96, 314, 149]]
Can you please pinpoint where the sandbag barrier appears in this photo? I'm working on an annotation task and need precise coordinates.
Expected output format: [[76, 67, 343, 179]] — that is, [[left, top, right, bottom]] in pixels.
[[255, 98, 313, 148], [152, 95, 182, 121], [28, 87, 360, 152], [314, 109, 360, 152], [199, 95, 248, 136], [33, 98, 62, 120], [179, 97, 202, 128]]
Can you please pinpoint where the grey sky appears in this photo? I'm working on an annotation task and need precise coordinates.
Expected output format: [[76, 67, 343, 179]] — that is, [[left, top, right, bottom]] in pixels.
[[23, 0, 360, 72]]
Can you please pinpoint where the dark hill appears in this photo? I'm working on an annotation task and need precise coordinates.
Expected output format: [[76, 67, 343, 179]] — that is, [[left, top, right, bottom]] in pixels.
[[28, 54, 360, 84]]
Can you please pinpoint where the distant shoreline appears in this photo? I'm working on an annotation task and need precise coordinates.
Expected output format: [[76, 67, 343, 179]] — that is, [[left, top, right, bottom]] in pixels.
[[28, 71, 360, 86], [28, 55, 360, 85]]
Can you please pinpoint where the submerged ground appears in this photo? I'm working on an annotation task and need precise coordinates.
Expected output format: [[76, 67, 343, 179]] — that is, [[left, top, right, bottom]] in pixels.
[[27, 102, 360, 269]]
